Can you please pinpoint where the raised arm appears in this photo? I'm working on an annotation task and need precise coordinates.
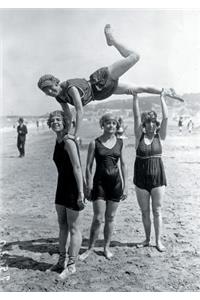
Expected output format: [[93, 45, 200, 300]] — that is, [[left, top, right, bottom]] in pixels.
[[132, 94, 141, 137], [68, 86, 84, 139], [159, 89, 168, 140], [86, 140, 95, 200]]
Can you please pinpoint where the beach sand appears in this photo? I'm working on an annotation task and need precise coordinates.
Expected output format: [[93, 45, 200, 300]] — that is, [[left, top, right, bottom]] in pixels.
[[0, 122, 200, 292]]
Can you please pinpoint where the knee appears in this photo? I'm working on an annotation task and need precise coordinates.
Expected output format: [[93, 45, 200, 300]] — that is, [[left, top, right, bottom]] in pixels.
[[105, 214, 115, 223], [69, 223, 80, 236], [152, 207, 162, 218], [93, 215, 104, 227], [57, 216, 67, 228], [141, 209, 150, 219], [130, 53, 140, 65]]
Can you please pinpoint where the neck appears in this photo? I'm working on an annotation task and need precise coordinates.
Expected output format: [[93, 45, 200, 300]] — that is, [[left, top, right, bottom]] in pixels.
[[145, 132, 154, 139], [102, 132, 115, 140], [56, 131, 65, 141]]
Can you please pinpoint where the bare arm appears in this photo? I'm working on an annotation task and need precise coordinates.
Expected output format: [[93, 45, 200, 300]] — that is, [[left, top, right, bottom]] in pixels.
[[120, 144, 128, 199], [68, 86, 84, 138], [60, 102, 72, 132], [132, 94, 141, 137], [64, 139, 84, 197], [86, 141, 95, 195], [159, 89, 168, 140]]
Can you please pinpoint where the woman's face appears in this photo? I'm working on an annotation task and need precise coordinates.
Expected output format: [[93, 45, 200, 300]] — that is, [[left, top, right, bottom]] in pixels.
[[144, 119, 157, 133], [50, 115, 64, 132], [103, 119, 117, 134], [43, 83, 60, 97]]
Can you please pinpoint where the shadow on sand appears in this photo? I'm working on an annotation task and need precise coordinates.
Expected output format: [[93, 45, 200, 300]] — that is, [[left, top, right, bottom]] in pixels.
[[3, 237, 138, 271]]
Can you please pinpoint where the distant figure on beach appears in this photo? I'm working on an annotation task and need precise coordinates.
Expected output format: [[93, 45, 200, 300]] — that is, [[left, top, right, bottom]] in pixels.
[[38, 24, 183, 142], [187, 119, 194, 134], [79, 113, 127, 261], [116, 116, 128, 139], [17, 117, 28, 158], [132, 90, 168, 252], [178, 116, 183, 134], [47, 110, 85, 279], [36, 119, 39, 130]]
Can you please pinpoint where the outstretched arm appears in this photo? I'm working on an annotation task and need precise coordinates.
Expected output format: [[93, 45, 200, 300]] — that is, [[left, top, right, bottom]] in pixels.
[[68, 86, 84, 138], [159, 89, 168, 140]]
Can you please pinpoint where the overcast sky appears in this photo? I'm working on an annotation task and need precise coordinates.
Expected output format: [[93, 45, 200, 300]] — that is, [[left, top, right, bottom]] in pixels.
[[0, 8, 200, 115]]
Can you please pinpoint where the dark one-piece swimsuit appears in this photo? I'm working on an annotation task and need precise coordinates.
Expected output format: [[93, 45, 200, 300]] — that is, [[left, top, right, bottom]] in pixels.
[[53, 140, 84, 211], [91, 137, 123, 202], [134, 132, 167, 193]]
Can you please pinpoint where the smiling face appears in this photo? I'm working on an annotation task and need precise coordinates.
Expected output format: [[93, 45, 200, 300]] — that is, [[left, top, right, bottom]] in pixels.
[[144, 119, 157, 134], [50, 115, 64, 132], [43, 83, 61, 97], [102, 119, 118, 134]]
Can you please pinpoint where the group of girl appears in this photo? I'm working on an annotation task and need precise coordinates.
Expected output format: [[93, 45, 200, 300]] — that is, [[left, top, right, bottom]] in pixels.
[[38, 24, 184, 280]]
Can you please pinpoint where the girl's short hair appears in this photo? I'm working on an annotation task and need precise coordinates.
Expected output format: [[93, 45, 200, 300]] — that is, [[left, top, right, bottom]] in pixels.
[[99, 113, 119, 128], [38, 74, 60, 91], [141, 110, 160, 129], [47, 110, 69, 132]]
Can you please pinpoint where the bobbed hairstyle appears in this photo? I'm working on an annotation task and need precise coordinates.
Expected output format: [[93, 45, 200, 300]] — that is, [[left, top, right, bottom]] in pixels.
[[47, 110, 69, 132], [141, 110, 160, 131], [38, 74, 60, 91], [99, 113, 119, 128]]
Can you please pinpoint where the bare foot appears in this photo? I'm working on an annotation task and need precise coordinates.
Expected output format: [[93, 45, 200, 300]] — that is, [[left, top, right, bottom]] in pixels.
[[104, 24, 115, 46], [156, 242, 166, 252], [165, 88, 184, 102], [59, 263, 76, 280], [104, 248, 113, 260], [79, 249, 93, 261], [136, 240, 150, 248]]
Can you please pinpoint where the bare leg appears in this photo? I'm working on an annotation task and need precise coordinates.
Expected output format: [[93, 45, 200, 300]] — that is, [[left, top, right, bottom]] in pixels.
[[104, 24, 140, 80], [135, 186, 151, 246], [104, 200, 119, 259], [59, 208, 82, 279], [114, 83, 184, 102], [49, 204, 69, 272], [79, 199, 106, 261], [151, 186, 166, 252]]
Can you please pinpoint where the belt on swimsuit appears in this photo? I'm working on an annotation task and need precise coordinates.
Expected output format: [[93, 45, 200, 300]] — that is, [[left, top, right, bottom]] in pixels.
[[136, 154, 162, 159]]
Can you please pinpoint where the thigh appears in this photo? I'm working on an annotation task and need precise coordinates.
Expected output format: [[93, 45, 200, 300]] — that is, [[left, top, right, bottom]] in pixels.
[[135, 186, 151, 212], [113, 82, 134, 95], [93, 199, 106, 218], [56, 204, 67, 224], [108, 56, 137, 80], [151, 186, 165, 210], [66, 208, 82, 229], [105, 200, 119, 218]]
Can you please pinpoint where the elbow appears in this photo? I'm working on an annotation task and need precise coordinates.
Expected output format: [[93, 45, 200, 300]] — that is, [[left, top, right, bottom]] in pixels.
[[73, 164, 82, 173]]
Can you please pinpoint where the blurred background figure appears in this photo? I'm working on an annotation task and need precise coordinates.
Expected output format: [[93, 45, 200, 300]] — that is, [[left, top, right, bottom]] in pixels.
[[36, 119, 39, 130], [17, 117, 28, 158], [116, 117, 128, 139], [178, 116, 183, 134], [187, 119, 194, 134]]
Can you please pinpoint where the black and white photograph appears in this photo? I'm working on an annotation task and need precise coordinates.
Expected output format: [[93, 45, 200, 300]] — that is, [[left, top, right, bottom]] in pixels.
[[0, 2, 200, 293]]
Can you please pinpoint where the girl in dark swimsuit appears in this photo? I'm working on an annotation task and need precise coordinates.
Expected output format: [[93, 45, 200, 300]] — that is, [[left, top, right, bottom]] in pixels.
[[47, 110, 85, 280], [38, 24, 184, 142], [132, 90, 168, 252], [79, 113, 128, 261]]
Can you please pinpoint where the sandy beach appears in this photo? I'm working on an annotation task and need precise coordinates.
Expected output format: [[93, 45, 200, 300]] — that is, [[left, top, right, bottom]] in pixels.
[[0, 121, 200, 292]]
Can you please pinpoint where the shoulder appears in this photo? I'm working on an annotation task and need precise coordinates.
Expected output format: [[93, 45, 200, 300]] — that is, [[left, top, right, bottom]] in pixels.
[[117, 137, 123, 147]]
